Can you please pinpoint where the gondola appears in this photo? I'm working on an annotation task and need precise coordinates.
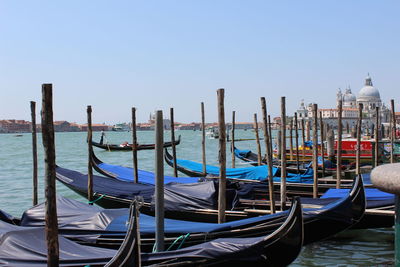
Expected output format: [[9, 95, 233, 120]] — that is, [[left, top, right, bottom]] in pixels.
[[164, 148, 392, 228], [0, 196, 304, 267], [55, 165, 366, 244], [2, 196, 302, 252], [91, 150, 200, 184], [91, 150, 392, 229], [92, 135, 181, 151]]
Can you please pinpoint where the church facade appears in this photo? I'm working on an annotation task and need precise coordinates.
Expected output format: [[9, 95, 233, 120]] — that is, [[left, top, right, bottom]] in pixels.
[[298, 74, 390, 129]]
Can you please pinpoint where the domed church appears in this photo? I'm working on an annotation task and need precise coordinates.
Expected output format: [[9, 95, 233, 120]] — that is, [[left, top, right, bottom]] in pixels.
[[336, 74, 390, 122], [357, 74, 382, 112]]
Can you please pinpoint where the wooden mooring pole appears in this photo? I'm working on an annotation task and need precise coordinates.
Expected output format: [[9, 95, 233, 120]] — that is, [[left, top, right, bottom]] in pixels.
[[261, 98, 276, 214], [336, 100, 343, 189], [301, 120, 306, 161], [267, 114, 276, 213], [280, 97, 287, 210], [327, 128, 335, 162], [289, 119, 294, 161], [375, 107, 380, 167], [87, 105, 94, 204], [132, 107, 139, 183], [319, 111, 325, 177], [294, 113, 300, 173], [391, 99, 396, 164], [254, 113, 262, 166], [30, 101, 38, 206], [231, 111, 236, 168], [312, 104, 319, 198], [306, 120, 311, 141], [41, 84, 59, 266], [155, 110, 165, 251], [217, 89, 227, 223], [201, 102, 207, 176], [356, 103, 363, 175], [170, 108, 178, 177]]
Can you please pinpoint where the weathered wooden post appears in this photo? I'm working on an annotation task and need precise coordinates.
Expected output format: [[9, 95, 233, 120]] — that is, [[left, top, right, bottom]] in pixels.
[[351, 127, 357, 138], [391, 99, 396, 164], [170, 108, 178, 177], [87, 105, 94, 204], [253, 113, 262, 166], [319, 111, 325, 177], [30, 101, 38, 206], [294, 113, 300, 173], [306, 120, 311, 141], [261, 98, 276, 214], [155, 110, 165, 251], [217, 89, 226, 223], [327, 128, 335, 162], [289, 119, 294, 161], [134, 200, 141, 267], [231, 111, 236, 168], [301, 120, 306, 161], [201, 102, 207, 176], [41, 84, 59, 266], [268, 115, 273, 154], [280, 97, 287, 210], [132, 107, 139, 183], [277, 130, 282, 159], [356, 103, 363, 175], [346, 122, 350, 134], [375, 107, 380, 167], [371, 164, 400, 266], [312, 104, 319, 198], [336, 100, 343, 189]]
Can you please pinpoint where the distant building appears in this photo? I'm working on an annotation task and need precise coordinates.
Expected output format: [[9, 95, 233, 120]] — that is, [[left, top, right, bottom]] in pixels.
[[229, 122, 254, 130], [80, 123, 109, 131], [395, 112, 400, 122], [136, 123, 154, 131], [54, 121, 80, 132], [299, 74, 391, 128], [177, 123, 201, 130], [0, 120, 31, 133]]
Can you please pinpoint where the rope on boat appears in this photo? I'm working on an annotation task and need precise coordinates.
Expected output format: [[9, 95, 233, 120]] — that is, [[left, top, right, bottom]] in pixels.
[[161, 233, 191, 252], [166, 235, 184, 251], [88, 194, 104, 204], [177, 233, 190, 249]]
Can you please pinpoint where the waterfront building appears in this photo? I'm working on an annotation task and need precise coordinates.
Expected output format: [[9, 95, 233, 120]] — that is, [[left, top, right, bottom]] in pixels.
[[0, 120, 31, 133], [299, 74, 391, 129]]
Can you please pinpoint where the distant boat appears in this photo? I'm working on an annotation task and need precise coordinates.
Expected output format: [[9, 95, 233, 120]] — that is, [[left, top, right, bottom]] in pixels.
[[205, 127, 219, 139], [92, 135, 181, 151], [14, 134, 23, 137], [111, 126, 124, 131]]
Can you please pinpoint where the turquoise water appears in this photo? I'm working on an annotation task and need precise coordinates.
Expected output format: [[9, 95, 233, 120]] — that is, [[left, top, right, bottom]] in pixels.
[[0, 130, 394, 266]]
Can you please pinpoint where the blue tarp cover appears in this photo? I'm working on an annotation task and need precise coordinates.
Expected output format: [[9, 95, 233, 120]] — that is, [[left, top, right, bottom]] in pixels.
[[106, 209, 287, 235], [97, 162, 200, 184], [176, 157, 278, 181], [175, 153, 313, 183], [322, 188, 393, 201]]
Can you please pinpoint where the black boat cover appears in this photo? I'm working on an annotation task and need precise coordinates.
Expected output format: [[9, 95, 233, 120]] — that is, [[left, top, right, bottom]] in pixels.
[[0, 219, 293, 266], [0, 221, 116, 266], [17, 197, 288, 242], [56, 166, 240, 211]]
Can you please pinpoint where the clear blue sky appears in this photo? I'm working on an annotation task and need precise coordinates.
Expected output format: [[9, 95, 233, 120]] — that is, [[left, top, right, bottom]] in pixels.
[[1, 1, 399, 124]]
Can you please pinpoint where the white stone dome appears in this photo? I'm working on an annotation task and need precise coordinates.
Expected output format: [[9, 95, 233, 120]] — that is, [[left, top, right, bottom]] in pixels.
[[357, 75, 381, 101], [343, 88, 356, 102]]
